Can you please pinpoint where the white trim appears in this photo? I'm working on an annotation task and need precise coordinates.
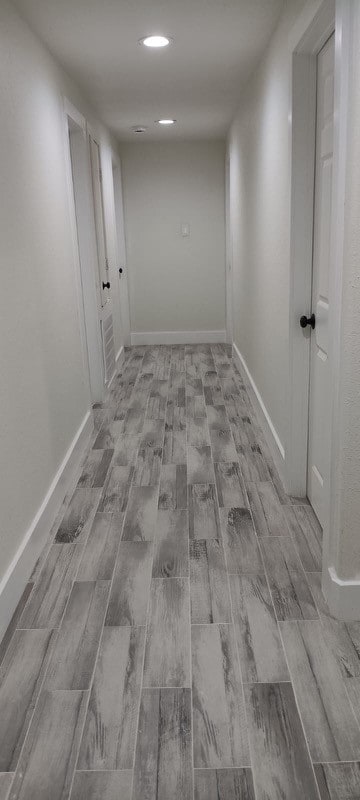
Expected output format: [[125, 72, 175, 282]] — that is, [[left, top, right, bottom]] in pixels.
[[131, 330, 227, 346], [115, 345, 125, 365], [232, 343, 286, 485], [0, 411, 93, 643], [107, 346, 125, 391], [323, 566, 360, 620]]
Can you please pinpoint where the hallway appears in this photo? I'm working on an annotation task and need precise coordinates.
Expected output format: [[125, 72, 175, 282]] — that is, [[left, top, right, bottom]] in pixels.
[[1, 344, 360, 799]]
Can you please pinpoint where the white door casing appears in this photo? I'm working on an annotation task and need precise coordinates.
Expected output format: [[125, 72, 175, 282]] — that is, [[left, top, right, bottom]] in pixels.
[[307, 33, 335, 526], [112, 162, 131, 346], [89, 136, 110, 309]]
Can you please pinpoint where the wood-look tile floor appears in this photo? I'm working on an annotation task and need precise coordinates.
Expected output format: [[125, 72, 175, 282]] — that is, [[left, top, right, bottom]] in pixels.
[[1, 344, 360, 799]]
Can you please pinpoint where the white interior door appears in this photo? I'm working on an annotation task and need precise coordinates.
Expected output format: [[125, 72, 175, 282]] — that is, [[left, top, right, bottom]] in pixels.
[[89, 136, 110, 308], [307, 33, 335, 527], [112, 163, 131, 345]]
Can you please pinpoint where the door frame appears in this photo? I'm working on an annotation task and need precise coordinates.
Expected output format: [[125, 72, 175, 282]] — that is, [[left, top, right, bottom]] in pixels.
[[287, 0, 338, 499], [112, 157, 131, 347], [63, 99, 105, 403], [287, 0, 354, 600], [225, 153, 233, 344]]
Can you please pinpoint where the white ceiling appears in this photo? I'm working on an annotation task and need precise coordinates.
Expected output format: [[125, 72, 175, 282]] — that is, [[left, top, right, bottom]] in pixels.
[[14, 0, 284, 141]]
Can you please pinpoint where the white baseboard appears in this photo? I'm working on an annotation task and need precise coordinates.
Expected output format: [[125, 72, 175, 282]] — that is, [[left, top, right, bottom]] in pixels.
[[232, 342, 286, 485], [323, 566, 360, 620], [130, 330, 227, 346], [0, 410, 93, 643]]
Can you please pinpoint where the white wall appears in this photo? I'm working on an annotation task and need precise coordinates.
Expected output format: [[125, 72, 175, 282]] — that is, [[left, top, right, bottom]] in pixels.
[[228, 0, 307, 452], [120, 141, 226, 337], [0, 1, 123, 622]]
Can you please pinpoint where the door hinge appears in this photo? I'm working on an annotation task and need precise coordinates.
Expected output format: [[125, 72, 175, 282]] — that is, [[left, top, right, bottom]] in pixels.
[[105, 257, 109, 272], [99, 167, 102, 182]]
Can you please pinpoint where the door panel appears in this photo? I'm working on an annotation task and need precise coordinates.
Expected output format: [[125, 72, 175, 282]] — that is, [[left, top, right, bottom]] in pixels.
[[307, 33, 335, 527]]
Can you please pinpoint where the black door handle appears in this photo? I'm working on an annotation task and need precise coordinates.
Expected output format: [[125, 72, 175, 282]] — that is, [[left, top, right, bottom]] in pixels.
[[300, 313, 315, 330], [102, 281, 110, 290], [118, 268, 123, 275]]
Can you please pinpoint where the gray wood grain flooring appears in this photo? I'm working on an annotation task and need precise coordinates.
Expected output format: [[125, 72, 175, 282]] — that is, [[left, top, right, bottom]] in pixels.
[[280, 619, 360, 761], [314, 761, 360, 799], [45, 581, 109, 689], [78, 626, 144, 770], [192, 623, 250, 768], [230, 573, 289, 683], [0, 774, 13, 800], [219, 507, 263, 573], [10, 690, 88, 800], [143, 578, 190, 687], [190, 539, 231, 623], [152, 509, 189, 578], [245, 682, 320, 800], [194, 768, 255, 800], [105, 541, 152, 626], [132, 688, 192, 800], [3, 345, 360, 798], [0, 629, 54, 771], [70, 770, 133, 800]]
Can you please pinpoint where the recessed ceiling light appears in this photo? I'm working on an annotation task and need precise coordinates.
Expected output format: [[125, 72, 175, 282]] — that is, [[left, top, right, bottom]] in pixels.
[[131, 125, 147, 133], [156, 119, 176, 125], [139, 35, 172, 48]]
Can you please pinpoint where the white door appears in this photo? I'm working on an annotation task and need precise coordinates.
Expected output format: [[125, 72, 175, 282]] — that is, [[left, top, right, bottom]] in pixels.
[[307, 33, 335, 527], [89, 136, 110, 308], [113, 163, 131, 345]]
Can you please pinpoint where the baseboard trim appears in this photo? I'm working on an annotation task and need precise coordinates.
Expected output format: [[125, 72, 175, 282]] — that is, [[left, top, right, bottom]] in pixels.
[[115, 345, 125, 365], [0, 410, 93, 642], [323, 566, 360, 620], [232, 342, 286, 482], [130, 330, 227, 346]]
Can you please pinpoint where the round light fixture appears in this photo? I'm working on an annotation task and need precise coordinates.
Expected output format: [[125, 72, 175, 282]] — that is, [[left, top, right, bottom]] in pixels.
[[156, 119, 176, 125], [131, 125, 147, 134], [139, 35, 172, 48]]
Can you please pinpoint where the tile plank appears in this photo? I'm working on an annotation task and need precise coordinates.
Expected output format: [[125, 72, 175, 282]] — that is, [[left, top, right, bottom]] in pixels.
[[19, 544, 82, 629], [260, 537, 318, 620], [215, 462, 246, 507], [0, 630, 54, 771], [194, 768, 255, 800], [77, 626, 144, 770], [229, 574, 289, 683], [143, 578, 190, 687], [192, 623, 250, 768], [284, 505, 322, 571], [98, 466, 134, 513], [132, 688, 192, 800], [158, 464, 187, 509], [76, 513, 123, 581], [70, 771, 132, 800], [245, 682, 320, 800], [190, 540, 231, 624], [280, 619, 360, 761], [189, 484, 220, 540], [246, 482, 289, 538], [10, 690, 88, 800], [219, 508, 263, 574], [314, 762, 360, 800], [122, 486, 158, 541], [188, 445, 215, 484], [55, 488, 101, 544], [210, 429, 238, 462], [45, 581, 109, 690], [105, 541, 153, 626], [152, 510, 189, 578]]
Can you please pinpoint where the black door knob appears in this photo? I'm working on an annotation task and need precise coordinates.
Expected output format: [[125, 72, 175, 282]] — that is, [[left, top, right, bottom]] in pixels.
[[102, 281, 110, 290], [300, 313, 315, 330], [118, 268, 123, 275]]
